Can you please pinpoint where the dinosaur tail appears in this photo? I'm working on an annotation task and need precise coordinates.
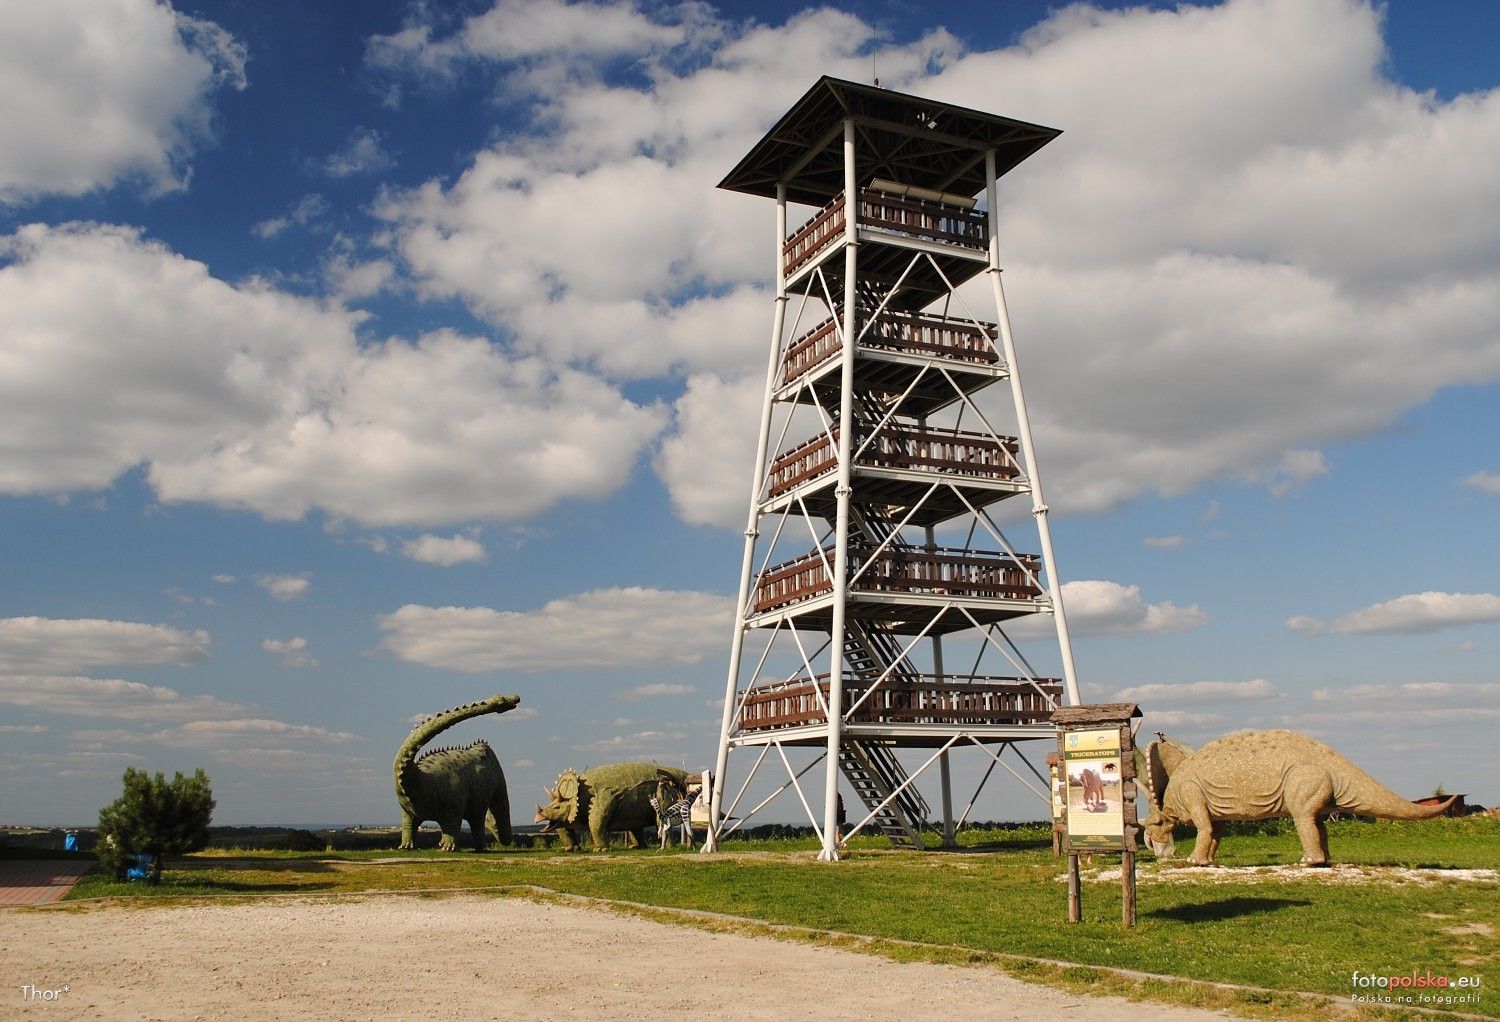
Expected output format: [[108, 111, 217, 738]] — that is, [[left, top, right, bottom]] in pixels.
[[1335, 765, 1457, 820], [394, 694, 520, 774]]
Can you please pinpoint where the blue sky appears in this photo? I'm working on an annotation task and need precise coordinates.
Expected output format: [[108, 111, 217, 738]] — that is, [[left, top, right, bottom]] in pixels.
[[1, 0, 1497, 827]]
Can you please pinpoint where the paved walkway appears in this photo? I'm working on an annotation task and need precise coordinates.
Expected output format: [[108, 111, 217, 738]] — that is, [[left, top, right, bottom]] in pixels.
[[0, 859, 92, 907]]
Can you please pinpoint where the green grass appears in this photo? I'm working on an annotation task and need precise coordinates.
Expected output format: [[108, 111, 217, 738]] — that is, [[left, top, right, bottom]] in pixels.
[[61, 817, 1500, 1019]]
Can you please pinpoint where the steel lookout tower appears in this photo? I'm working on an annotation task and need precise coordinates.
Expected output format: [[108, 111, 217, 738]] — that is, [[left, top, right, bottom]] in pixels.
[[705, 77, 1079, 860]]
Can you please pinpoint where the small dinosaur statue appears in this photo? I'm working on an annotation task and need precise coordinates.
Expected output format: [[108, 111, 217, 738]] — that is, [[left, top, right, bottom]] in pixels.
[[1140, 729, 1456, 866], [534, 762, 688, 851], [394, 694, 519, 851]]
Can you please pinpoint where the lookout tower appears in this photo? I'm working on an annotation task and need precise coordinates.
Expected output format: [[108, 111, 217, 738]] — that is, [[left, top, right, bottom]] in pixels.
[[704, 78, 1079, 860]]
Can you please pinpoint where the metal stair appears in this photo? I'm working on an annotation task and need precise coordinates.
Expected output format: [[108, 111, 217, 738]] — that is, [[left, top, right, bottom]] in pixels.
[[839, 739, 926, 849]]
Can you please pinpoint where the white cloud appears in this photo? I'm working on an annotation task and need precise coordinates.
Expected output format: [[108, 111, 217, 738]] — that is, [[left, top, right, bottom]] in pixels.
[[654, 373, 764, 527], [1015, 580, 1206, 637], [0, 0, 246, 203], [371, 0, 1500, 523], [618, 682, 697, 701], [367, 0, 704, 77], [1310, 681, 1500, 703], [262, 636, 317, 669], [0, 724, 48, 734], [572, 729, 691, 757], [378, 586, 734, 671], [1464, 470, 1500, 495], [401, 533, 487, 566], [1143, 535, 1186, 549], [1141, 710, 1227, 729], [0, 617, 209, 673], [0, 223, 665, 526], [318, 127, 393, 178], [1114, 679, 1278, 705], [0, 674, 249, 721], [253, 193, 329, 239], [256, 573, 310, 602], [212, 573, 236, 584], [1289, 591, 1500, 636]]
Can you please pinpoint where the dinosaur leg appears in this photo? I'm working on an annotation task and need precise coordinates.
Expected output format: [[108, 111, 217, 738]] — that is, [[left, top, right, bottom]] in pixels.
[[467, 808, 489, 852], [489, 785, 512, 846], [399, 811, 417, 851], [1205, 821, 1222, 862], [438, 815, 461, 852], [629, 828, 646, 849], [1177, 784, 1218, 865], [1283, 765, 1334, 866]]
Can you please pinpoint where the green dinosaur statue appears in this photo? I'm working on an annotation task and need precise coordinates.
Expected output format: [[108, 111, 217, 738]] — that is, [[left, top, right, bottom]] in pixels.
[[1140, 729, 1456, 866], [394, 694, 519, 851], [533, 762, 688, 851]]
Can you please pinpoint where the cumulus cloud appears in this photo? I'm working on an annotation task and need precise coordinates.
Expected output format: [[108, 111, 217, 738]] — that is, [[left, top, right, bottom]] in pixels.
[[0, 223, 665, 526], [401, 533, 487, 566], [256, 573, 310, 602], [1114, 679, 1278, 704], [618, 682, 697, 701], [253, 193, 330, 239], [1464, 470, 1500, 495], [0, 674, 249, 721], [370, 0, 1500, 525], [1014, 580, 1206, 637], [318, 127, 393, 178], [0, 617, 209, 673], [1289, 591, 1500, 636], [262, 636, 317, 668], [378, 586, 734, 671], [0, 0, 246, 202], [367, 0, 706, 78]]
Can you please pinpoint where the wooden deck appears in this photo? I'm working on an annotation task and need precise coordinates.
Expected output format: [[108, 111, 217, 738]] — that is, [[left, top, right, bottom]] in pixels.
[[782, 188, 989, 277], [738, 675, 1062, 732], [752, 545, 1042, 616], [767, 423, 1020, 499], [779, 309, 999, 389]]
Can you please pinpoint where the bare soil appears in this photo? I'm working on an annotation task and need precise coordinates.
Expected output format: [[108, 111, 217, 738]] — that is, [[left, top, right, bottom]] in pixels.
[[1, 894, 1235, 1020]]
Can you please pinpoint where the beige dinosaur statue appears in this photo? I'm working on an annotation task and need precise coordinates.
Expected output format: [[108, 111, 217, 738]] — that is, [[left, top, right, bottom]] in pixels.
[[1140, 729, 1455, 866]]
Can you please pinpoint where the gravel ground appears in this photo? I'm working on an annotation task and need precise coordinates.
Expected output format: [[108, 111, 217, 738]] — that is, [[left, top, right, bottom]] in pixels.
[[1, 894, 1238, 1020]]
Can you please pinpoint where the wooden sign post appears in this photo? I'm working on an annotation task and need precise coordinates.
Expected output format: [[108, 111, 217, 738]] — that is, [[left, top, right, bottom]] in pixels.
[[1051, 703, 1142, 927]]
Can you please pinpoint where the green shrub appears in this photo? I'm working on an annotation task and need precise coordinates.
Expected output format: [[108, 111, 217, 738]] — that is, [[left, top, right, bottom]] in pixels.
[[96, 768, 215, 884]]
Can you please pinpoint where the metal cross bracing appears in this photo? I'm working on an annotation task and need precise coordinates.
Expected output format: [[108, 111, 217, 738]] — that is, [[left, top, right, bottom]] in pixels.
[[705, 79, 1079, 859]]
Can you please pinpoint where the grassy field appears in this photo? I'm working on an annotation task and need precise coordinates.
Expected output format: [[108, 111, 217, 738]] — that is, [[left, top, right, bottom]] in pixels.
[[59, 816, 1499, 1019]]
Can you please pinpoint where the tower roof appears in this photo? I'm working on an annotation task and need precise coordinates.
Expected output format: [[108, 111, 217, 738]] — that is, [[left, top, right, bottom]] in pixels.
[[719, 76, 1061, 205]]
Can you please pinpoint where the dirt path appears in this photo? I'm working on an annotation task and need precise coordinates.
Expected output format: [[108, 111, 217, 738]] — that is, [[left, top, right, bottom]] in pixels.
[[0, 894, 1236, 1020]]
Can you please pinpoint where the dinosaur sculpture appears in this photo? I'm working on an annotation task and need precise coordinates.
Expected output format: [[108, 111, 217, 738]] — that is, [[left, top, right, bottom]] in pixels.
[[534, 762, 688, 851], [394, 694, 519, 851], [1140, 729, 1456, 866]]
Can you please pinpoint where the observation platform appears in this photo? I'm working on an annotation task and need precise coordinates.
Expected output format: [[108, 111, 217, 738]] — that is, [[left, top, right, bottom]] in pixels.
[[734, 674, 1063, 745], [775, 308, 1006, 416], [764, 422, 1025, 526], [747, 545, 1046, 633]]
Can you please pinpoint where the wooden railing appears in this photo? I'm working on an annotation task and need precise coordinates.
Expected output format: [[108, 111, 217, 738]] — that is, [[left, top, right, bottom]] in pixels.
[[780, 309, 999, 386], [766, 424, 1021, 498], [781, 189, 989, 277], [783, 193, 846, 275], [738, 675, 1062, 731], [751, 545, 1042, 615], [858, 191, 988, 251]]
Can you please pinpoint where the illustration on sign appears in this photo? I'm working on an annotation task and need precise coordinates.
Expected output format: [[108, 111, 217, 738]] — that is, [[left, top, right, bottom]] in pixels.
[[1063, 727, 1125, 849]]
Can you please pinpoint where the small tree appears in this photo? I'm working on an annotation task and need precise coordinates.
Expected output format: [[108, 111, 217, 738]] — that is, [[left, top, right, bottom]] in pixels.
[[97, 767, 215, 884]]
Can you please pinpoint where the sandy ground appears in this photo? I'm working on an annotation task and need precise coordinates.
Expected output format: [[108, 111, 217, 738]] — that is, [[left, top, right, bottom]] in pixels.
[[0, 893, 1237, 1021]]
